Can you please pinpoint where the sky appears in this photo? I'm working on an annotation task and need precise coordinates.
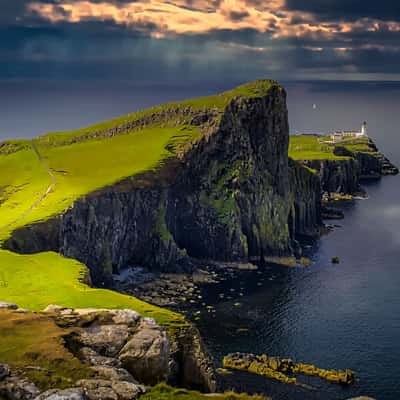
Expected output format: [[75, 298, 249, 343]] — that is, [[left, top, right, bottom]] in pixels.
[[1, 0, 400, 82]]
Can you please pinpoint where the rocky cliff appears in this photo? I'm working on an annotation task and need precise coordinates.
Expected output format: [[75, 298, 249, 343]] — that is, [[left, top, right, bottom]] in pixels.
[[302, 158, 361, 196], [300, 139, 398, 198], [288, 159, 322, 245], [6, 82, 322, 286]]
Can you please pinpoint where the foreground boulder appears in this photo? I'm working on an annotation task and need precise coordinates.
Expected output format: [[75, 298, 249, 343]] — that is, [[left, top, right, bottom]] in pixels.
[[79, 324, 132, 357], [118, 318, 170, 385]]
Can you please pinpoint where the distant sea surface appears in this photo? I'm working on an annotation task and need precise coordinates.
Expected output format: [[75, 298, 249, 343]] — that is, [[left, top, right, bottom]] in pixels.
[[1, 79, 400, 399]]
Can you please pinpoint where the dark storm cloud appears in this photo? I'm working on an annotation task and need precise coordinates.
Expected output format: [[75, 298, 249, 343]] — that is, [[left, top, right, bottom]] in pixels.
[[1, 0, 400, 81], [286, 0, 400, 22]]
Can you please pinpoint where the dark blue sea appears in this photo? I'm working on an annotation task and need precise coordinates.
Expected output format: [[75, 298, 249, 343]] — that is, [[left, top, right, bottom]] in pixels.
[[1, 79, 400, 400]]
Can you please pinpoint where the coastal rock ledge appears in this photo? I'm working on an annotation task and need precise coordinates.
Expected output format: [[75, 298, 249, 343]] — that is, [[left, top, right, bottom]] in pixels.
[[0, 304, 216, 400]]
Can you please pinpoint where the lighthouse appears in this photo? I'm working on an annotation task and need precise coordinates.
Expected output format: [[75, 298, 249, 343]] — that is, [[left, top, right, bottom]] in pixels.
[[361, 121, 368, 137]]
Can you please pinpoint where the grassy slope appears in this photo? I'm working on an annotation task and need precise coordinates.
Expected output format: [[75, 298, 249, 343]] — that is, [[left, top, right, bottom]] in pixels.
[[0, 310, 93, 390], [289, 134, 371, 161], [142, 384, 267, 400], [0, 251, 182, 326], [0, 80, 278, 325]]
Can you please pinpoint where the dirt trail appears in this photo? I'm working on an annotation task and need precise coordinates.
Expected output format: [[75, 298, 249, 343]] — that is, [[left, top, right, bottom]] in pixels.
[[0, 141, 56, 234]]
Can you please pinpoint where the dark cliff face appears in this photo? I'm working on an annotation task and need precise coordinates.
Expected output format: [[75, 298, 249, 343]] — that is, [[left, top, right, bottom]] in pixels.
[[288, 159, 322, 243], [167, 90, 291, 262], [298, 139, 399, 198], [302, 158, 361, 195], [6, 86, 322, 285]]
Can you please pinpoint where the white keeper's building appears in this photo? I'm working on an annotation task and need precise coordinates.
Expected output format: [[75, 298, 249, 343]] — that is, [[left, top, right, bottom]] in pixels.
[[331, 122, 368, 143]]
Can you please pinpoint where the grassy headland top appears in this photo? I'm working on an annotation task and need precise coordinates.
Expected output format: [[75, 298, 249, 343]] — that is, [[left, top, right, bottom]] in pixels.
[[289, 134, 373, 161], [0, 80, 280, 239]]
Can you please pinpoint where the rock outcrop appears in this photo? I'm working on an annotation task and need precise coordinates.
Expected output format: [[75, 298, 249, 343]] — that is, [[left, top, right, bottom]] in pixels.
[[6, 83, 322, 285], [0, 304, 216, 399]]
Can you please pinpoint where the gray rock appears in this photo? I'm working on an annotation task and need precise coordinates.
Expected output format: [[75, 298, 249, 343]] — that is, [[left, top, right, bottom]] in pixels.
[[109, 310, 141, 326], [0, 376, 40, 399], [84, 387, 118, 400], [77, 379, 144, 400], [34, 388, 86, 400], [76, 379, 111, 391], [78, 347, 122, 368], [52, 308, 141, 329], [110, 381, 145, 400], [118, 319, 170, 385], [0, 301, 18, 310], [73, 309, 140, 327], [0, 364, 10, 381], [78, 325, 131, 357], [90, 366, 135, 383]]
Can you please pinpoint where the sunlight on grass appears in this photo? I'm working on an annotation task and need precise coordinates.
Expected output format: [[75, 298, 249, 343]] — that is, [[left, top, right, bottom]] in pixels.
[[289, 135, 371, 161], [0, 250, 184, 326]]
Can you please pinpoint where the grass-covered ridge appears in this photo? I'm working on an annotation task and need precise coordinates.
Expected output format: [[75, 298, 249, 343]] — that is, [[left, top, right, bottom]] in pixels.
[[36, 79, 279, 147], [0, 80, 279, 326]]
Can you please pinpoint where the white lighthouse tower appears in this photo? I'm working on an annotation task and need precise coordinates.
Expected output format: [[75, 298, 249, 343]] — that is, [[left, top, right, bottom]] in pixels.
[[360, 121, 368, 137]]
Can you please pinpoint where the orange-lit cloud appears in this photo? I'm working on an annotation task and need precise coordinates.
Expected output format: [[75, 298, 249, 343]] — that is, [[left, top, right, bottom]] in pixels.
[[27, 0, 400, 41]]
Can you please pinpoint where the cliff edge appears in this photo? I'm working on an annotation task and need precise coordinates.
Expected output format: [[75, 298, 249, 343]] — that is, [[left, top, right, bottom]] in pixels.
[[5, 81, 321, 286]]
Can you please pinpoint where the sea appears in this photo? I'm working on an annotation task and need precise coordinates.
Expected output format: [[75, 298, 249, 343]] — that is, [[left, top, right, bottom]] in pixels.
[[1, 79, 400, 400]]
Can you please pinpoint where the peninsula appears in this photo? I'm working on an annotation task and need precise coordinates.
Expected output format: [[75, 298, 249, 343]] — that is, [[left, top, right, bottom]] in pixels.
[[0, 80, 396, 399]]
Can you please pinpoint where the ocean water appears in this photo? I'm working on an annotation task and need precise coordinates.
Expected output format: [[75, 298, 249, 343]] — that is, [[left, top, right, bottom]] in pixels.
[[193, 82, 400, 399], [194, 173, 400, 400], [1, 79, 400, 399]]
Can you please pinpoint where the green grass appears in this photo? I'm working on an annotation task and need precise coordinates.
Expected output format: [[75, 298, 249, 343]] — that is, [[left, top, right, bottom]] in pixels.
[[289, 135, 346, 160], [289, 135, 373, 161], [36, 80, 279, 147], [0, 251, 183, 326], [0, 80, 279, 327], [141, 383, 267, 400], [340, 137, 374, 153], [0, 146, 50, 235]]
